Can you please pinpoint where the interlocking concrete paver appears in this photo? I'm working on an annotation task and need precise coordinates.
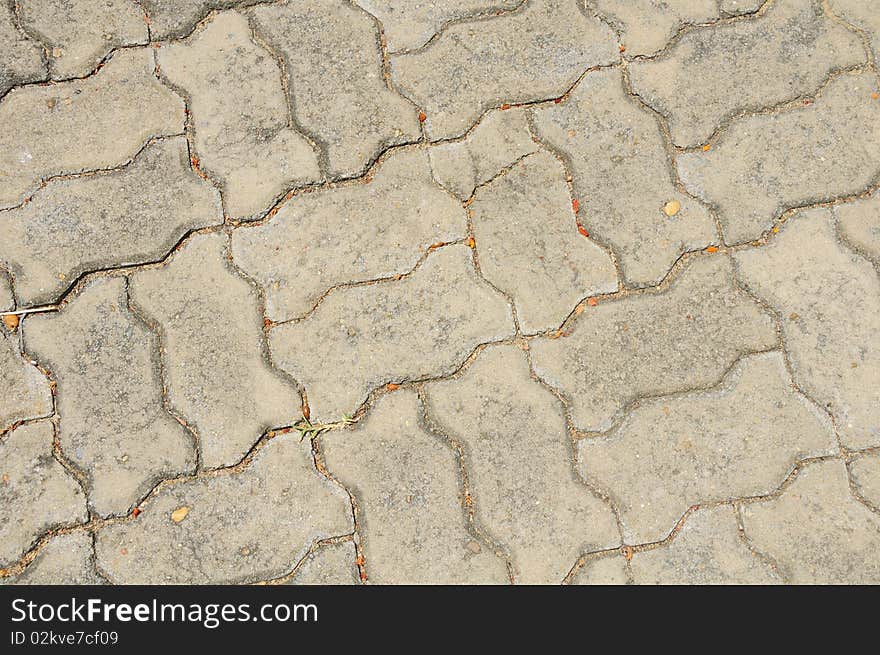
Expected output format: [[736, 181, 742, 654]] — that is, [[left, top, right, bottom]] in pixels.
[[232, 148, 467, 322], [271, 245, 514, 422], [1, 136, 222, 307], [0, 422, 87, 567], [735, 208, 880, 450], [0, 1, 46, 98], [1, 533, 102, 585], [129, 233, 301, 468], [158, 11, 320, 219], [851, 454, 880, 511], [828, 0, 880, 61], [531, 68, 716, 287], [139, 0, 275, 39], [569, 554, 629, 585], [742, 460, 880, 583], [835, 191, 880, 261], [248, 0, 421, 179], [390, 0, 618, 140], [25, 277, 195, 517], [95, 434, 352, 584], [286, 542, 359, 585], [530, 255, 777, 433], [677, 71, 880, 244], [320, 391, 509, 583]]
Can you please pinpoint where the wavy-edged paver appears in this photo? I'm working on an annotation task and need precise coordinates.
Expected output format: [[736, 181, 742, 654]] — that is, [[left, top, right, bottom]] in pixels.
[[835, 191, 880, 261], [569, 555, 629, 585], [271, 245, 514, 422], [0, 1, 46, 98], [828, 0, 880, 61], [742, 460, 880, 583], [531, 68, 716, 287], [129, 233, 300, 468], [25, 277, 196, 517], [1, 137, 222, 307], [158, 11, 320, 219], [286, 542, 359, 585], [96, 435, 352, 584], [735, 208, 880, 450], [0, 48, 184, 209], [631, 507, 780, 584], [530, 255, 776, 433], [851, 454, 880, 510], [629, 0, 865, 148], [0, 421, 87, 567], [390, 0, 618, 140], [320, 391, 509, 584], [19, 0, 148, 79], [580, 352, 836, 543], [677, 71, 880, 244], [1, 532, 102, 585], [428, 107, 539, 200], [426, 345, 619, 583], [469, 151, 618, 332], [139, 0, 276, 39], [248, 0, 421, 179], [232, 148, 467, 322]]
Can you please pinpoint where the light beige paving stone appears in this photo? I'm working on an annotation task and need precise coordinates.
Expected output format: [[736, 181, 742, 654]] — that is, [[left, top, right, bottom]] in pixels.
[[286, 542, 359, 585], [1, 137, 222, 307], [569, 554, 630, 585], [531, 68, 716, 287], [232, 148, 467, 322], [2, 532, 102, 585], [469, 152, 617, 332], [390, 0, 618, 140], [1, 314, 53, 433], [427, 345, 619, 583], [0, 421, 87, 567], [629, 0, 865, 148], [593, 0, 719, 57], [320, 391, 509, 584], [158, 11, 320, 220], [19, 0, 148, 79], [735, 208, 880, 449], [25, 277, 195, 517], [851, 454, 880, 510], [834, 191, 880, 261], [677, 71, 880, 244], [530, 255, 776, 433], [139, 0, 276, 39], [828, 0, 880, 61], [129, 233, 300, 468], [630, 507, 780, 584], [96, 435, 352, 583], [428, 107, 539, 200], [0, 48, 184, 209], [0, 272, 12, 311], [0, 1, 46, 98], [742, 460, 880, 584], [355, 0, 521, 52], [271, 245, 514, 422], [249, 0, 421, 179], [579, 352, 836, 543]]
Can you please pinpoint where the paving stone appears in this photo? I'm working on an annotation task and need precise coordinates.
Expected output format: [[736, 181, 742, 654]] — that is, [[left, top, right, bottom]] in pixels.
[[428, 107, 539, 200], [96, 435, 352, 583], [0, 273, 12, 311], [0, 421, 87, 567], [0, 137, 222, 307], [157, 11, 320, 220], [0, 48, 184, 209], [355, 0, 521, 52], [232, 148, 467, 322], [734, 208, 880, 449], [530, 255, 776, 433], [320, 391, 509, 583], [2, 532, 102, 584], [828, 0, 880, 61], [677, 71, 880, 244], [593, 0, 719, 57], [19, 0, 148, 79], [129, 233, 300, 468], [851, 454, 880, 510], [25, 277, 196, 517], [426, 345, 619, 583], [742, 460, 880, 584], [579, 352, 835, 543], [629, 0, 865, 148], [834, 191, 880, 261], [390, 0, 618, 140], [630, 507, 780, 584], [139, 0, 275, 39], [286, 542, 359, 585], [1, 321, 53, 434], [469, 151, 617, 332], [0, 1, 46, 98], [569, 554, 629, 585], [249, 0, 421, 179], [531, 68, 716, 287], [271, 245, 514, 422]]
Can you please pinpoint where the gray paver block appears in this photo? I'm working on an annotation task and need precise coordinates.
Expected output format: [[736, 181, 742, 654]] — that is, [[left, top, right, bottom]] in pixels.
[[1, 532, 102, 585]]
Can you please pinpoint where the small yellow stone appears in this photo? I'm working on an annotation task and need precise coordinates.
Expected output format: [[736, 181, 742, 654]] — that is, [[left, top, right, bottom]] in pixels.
[[662, 200, 681, 217], [170, 506, 190, 523], [2, 314, 19, 331]]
